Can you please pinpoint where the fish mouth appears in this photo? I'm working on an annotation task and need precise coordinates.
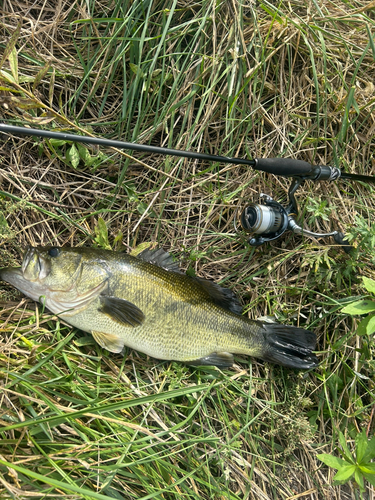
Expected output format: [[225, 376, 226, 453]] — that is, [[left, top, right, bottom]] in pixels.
[[22, 246, 50, 281], [0, 266, 49, 303]]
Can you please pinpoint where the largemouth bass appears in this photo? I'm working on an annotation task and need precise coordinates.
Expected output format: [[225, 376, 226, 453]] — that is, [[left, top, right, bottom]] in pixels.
[[0, 246, 318, 369]]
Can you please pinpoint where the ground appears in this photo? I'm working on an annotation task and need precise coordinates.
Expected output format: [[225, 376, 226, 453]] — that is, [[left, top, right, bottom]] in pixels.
[[0, 1, 375, 499]]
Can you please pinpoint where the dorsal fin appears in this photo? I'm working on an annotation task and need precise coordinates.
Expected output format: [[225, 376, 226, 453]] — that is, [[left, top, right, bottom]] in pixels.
[[137, 247, 242, 314], [137, 248, 183, 274], [195, 277, 243, 315]]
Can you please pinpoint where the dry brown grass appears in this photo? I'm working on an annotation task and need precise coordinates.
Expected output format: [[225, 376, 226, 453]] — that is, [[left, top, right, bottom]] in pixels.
[[0, 0, 375, 499]]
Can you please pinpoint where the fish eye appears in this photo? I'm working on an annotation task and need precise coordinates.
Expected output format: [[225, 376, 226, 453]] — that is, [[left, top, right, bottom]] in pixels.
[[48, 247, 60, 258]]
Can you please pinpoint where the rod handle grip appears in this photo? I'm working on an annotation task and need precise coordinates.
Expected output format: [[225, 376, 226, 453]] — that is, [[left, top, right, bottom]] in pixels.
[[254, 158, 314, 177]]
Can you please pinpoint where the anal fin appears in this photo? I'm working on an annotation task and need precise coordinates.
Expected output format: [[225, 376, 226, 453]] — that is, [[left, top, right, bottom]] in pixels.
[[187, 352, 234, 368], [92, 331, 125, 353]]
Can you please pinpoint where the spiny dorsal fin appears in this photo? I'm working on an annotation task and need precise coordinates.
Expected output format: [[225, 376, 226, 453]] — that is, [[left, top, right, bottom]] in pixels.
[[195, 277, 243, 315], [137, 247, 183, 274]]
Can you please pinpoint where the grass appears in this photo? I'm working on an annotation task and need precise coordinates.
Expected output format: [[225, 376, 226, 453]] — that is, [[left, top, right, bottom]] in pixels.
[[0, 0, 375, 498]]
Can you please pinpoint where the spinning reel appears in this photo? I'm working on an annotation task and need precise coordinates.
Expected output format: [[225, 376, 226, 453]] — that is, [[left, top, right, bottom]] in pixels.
[[235, 158, 374, 251], [239, 164, 351, 250], [0, 125, 374, 253]]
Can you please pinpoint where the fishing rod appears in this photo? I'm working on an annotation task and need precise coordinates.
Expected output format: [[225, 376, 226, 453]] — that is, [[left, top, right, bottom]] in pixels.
[[0, 123, 374, 250]]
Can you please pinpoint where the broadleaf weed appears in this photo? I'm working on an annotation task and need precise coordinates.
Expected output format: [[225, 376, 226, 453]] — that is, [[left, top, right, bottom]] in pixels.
[[318, 430, 375, 495]]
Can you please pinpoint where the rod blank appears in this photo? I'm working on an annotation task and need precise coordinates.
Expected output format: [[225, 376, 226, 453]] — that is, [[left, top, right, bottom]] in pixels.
[[1, 123, 375, 184], [0, 123, 256, 167]]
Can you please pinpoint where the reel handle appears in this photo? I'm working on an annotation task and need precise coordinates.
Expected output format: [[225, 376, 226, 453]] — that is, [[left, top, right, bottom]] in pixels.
[[333, 232, 353, 254]]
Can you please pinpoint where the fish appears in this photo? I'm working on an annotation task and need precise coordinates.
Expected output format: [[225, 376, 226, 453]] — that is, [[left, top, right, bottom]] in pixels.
[[0, 246, 319, 369]]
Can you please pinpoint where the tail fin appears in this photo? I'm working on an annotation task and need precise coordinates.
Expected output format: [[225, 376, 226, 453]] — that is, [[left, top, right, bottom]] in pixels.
[[260, 323, 319, 369]]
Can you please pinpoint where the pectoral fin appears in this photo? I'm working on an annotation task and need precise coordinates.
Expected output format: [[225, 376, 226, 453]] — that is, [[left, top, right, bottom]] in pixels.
[[99, 296, 145, 327], [92, 331, 125, 353], [187, 352, 234, 368]]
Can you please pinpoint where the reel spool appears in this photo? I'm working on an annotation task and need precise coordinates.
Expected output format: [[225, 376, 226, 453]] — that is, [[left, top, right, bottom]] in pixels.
[[240, 196, 289, 246]]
